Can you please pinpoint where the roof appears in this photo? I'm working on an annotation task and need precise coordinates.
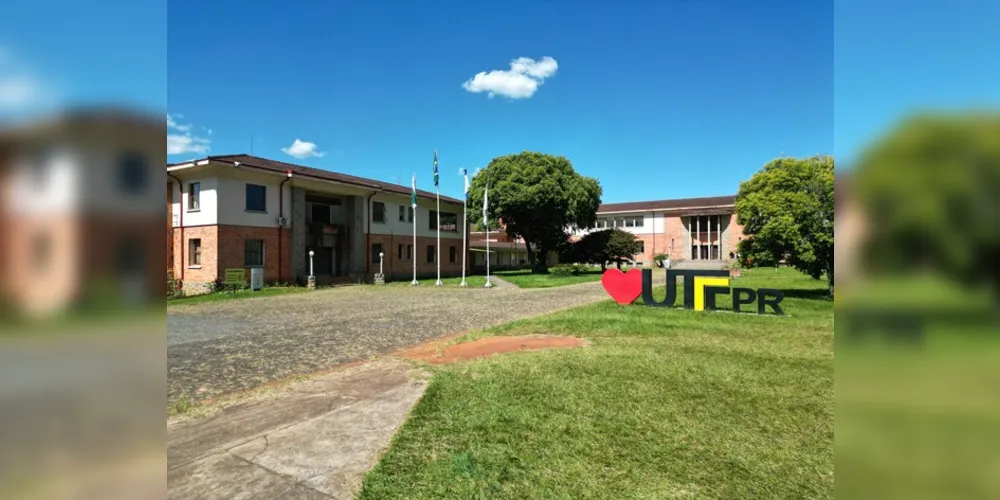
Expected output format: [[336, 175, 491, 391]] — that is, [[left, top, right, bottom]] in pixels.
[[1, 106, 164, 139], [597, 195, 736, 214], [170, 154, 464, 204]]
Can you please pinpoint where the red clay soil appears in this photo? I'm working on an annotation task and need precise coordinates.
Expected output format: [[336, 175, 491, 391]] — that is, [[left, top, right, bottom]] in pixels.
[[397, 335, 587, 365]]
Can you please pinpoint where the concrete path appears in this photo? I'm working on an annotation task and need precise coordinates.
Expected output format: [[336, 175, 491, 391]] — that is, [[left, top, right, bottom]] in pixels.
[[168, 358, 427, 500], [670, 259, 730, 270], [167, 278, 659, 406]]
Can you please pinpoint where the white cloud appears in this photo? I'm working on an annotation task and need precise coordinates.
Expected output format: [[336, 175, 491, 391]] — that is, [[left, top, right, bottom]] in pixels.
[[167, 113, 211, 155], [462, 56, 559, 99], [281, 139, 326, 159], [0, 47, 51, 109]]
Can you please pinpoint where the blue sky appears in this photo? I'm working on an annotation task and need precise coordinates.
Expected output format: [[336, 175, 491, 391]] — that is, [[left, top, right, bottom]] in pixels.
[[165, 0, 833, 202], [2, 1, 996, 202]]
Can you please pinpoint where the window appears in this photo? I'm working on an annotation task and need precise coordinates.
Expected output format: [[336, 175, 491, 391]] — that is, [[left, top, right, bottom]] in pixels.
[[189, 238, 201, 266], [615, 218, 625, 228], [449, 246, 458, 263], [623, 216, 644, 228], [33, 232, 51, 272], [426, 245, 435, 263], [407, 244, 413, 259], [634, 216, 644, 227], [244, 239, 264, 267], [398, 243, 406, 260], [311, 203, 331, 224], [372, 243, 384, 263], [118, 151, 148, 194], [372, 202, 386, 223], [408, 207, 414, 222], [246, 184, 267, 212], [398, 205, 406, 222], [429, 211, 459, 231], [637, 241, 645, 254], [188, 182, 200, 211]]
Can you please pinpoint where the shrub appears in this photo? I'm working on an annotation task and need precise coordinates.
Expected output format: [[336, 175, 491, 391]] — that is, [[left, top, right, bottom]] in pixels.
[[550, 264, 575, 276]]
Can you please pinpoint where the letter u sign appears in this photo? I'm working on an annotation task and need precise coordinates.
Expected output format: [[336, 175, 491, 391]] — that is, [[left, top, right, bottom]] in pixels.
[[600, 268, 784, 315]]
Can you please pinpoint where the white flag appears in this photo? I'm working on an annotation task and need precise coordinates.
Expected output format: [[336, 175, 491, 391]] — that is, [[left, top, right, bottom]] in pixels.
[[482, 185, 488, 225], [462, 168, 469, 194]]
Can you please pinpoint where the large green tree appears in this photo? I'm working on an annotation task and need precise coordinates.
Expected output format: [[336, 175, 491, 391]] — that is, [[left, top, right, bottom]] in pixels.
[[853, 113, 1000, 299], [468, 151, 602, 273], [735, 155, 835, 294]]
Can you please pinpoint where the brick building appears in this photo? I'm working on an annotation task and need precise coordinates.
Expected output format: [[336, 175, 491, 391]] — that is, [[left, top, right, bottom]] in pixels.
[[1, 109, 165, 316], [579, 195, 744, 265], [167, 155, 468, 293], [467, 195, 743, 269]]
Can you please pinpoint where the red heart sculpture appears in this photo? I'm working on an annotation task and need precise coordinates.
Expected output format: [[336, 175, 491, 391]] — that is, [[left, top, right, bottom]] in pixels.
[[601, 268, 643, 305]]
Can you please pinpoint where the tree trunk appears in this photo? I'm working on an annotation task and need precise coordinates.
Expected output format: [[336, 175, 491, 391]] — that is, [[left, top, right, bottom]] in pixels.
[[616, 260, 622, 270], [827, 260, 834, 296], [533, 247, 550, 274], [524, 242, 535, 272]]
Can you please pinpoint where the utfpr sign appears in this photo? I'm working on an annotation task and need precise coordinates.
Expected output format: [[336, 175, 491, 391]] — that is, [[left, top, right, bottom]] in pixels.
[[601, 268, 785, 315]]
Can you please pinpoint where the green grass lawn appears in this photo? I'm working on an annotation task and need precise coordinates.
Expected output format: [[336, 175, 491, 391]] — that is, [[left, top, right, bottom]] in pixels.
[[167, 286, 309, 305], [360, 267, 834, 499], [494, 268, 605, 288]]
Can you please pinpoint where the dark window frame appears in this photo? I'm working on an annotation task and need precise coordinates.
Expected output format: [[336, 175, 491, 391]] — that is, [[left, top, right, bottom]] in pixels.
[[426, 245, 435, 263], [245, 184, 267, 212], [188, 182, 201, 211], [372, 202, 387, 223], [244, 239, 265, 267], [189, 238, 202, 266]]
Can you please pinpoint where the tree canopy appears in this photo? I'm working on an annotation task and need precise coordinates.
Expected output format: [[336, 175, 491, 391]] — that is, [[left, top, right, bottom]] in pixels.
[[735, 155, 834, 293], [468, 151, 602, 273], [852, 113, 1000, 297], [573, 229, 642, 270]]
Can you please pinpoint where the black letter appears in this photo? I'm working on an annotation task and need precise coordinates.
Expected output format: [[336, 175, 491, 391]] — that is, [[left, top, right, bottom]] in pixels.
[[642, 269, 677, 307], [704, 286, 730, 311], [757, 288, 784, 315], [733, 287, 757, 313]]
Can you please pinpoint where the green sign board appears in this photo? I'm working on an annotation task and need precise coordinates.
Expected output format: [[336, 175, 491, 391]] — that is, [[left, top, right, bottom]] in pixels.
[[223, 268, 245, 286]]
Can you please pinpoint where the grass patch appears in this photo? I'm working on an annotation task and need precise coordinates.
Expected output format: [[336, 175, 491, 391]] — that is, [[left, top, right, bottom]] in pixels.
[[494, 268, 605, 288], [360, 267, 833, 499], [167, 286, 308, 305]]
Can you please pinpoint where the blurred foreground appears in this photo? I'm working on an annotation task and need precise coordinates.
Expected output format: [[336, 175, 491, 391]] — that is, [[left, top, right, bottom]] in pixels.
[[836, 112, 1000, 499], [0, 107, 166, 498]]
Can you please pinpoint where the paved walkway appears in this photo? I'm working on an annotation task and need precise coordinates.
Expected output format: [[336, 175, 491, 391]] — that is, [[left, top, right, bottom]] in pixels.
[[169, 359, 427, 500], [167, 277, 659, 405]]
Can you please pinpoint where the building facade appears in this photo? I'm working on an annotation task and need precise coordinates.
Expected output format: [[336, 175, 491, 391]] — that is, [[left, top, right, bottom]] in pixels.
[[167, 155, 468, 293], [575, 195, 744, 265]]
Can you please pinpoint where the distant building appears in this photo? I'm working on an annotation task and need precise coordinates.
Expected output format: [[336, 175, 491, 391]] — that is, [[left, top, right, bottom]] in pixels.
[[469, 195, 743, 269], [574, 195, 744, 265], [167, 155, 469, 292], [0, 109, 165, 316]]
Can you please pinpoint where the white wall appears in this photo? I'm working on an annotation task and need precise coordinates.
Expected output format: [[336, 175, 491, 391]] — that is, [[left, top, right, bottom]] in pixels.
[[214, 173, 292, 228], [171, 176, 218, 227], [367, 192, 465, 240], [7, 147, 79, 215], [576, 211, 661, 236]]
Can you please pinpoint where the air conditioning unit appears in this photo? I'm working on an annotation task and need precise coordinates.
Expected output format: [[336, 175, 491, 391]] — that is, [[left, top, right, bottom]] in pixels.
[[277, 216, 288, 226]]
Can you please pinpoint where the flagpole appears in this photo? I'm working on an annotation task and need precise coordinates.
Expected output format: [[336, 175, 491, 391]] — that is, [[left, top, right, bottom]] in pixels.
[[435, 187, 442, 286], [460, 182, 468, 287], [484, 184, 492, 288], [485, 219, 492, 288], [411, 174, 418, 286]]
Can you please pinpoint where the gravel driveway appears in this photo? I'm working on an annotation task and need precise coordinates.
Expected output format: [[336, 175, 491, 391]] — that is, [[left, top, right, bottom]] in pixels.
[[167, 278, 644, 404]]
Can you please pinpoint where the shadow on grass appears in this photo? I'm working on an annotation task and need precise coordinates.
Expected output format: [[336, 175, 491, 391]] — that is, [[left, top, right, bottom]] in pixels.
[[779, 288, 834, 301]]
